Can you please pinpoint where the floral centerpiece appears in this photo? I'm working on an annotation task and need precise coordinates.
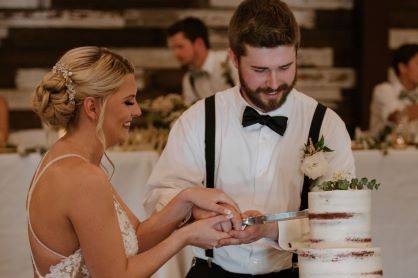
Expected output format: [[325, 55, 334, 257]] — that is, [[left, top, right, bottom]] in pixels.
[[0, 143, 17, 153], [352, 125, 412, 153], [115, 93, 188, 152], [141, 93, 188, 129]]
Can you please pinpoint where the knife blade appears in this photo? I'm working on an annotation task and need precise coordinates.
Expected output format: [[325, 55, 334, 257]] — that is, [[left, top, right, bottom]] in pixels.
[[241, 210, 308, 226]]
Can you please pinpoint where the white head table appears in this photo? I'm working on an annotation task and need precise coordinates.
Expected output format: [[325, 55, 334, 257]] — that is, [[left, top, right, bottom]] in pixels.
[[1, 149, 417, 278]]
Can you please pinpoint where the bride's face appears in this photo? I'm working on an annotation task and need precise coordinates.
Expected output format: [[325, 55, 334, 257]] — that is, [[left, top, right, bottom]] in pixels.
[[102, 74, 141, 147]]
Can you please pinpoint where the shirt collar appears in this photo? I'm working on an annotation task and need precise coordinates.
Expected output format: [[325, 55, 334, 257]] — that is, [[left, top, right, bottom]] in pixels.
[[201, 50, 215, 74], [390, 74, 406, 92]]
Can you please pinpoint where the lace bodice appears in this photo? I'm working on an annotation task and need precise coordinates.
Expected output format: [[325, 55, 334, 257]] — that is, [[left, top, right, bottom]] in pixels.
[[27, 154, 139, 278]]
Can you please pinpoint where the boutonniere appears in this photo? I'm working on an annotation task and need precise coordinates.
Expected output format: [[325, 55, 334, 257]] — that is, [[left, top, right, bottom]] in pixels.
[[301, 136, 333, 180]]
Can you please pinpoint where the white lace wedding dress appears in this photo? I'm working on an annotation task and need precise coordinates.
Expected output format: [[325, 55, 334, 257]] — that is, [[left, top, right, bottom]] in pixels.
[[27, 154, 139, 278]]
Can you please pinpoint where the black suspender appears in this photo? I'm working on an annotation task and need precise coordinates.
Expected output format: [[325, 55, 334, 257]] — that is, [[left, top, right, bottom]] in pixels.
[[203, 96, 327, 261], [205, 95, 216, 189], [293, 102, 327, 267], [204, 95, 216, 258], [299, 103, 327, 210]]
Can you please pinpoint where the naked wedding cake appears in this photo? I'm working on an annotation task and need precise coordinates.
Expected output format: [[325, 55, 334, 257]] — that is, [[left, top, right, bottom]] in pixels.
[[298, 190, 383, 277]]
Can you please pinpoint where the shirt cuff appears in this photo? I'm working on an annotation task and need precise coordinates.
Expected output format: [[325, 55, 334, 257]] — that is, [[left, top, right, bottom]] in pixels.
[[262, 222, 282, 250]]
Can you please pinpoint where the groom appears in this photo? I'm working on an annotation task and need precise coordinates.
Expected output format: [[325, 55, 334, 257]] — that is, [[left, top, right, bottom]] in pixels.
[[144, 0, 355, 276]]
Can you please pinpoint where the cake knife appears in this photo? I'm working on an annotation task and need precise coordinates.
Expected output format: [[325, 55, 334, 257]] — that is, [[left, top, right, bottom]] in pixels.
[[241, 210, 308, 226]]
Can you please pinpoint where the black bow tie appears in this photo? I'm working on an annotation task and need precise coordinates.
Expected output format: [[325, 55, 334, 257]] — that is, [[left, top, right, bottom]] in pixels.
[[242, 106, 288, 135]]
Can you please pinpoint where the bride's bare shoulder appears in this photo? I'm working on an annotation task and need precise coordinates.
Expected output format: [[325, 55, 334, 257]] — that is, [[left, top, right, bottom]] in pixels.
[[31, 155, 115, 223], [62, 159, 110, 188], [40, 156, 112, 197], [58, 160, 117, 224]]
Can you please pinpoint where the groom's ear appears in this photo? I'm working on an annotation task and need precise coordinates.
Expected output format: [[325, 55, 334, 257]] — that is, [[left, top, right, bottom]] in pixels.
[[228, 48, 239, 69], [83, 96, 100, 121]]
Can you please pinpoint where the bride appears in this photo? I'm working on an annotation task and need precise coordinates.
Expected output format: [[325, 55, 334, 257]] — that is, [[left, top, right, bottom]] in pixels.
[[28, 46, 238, 277]]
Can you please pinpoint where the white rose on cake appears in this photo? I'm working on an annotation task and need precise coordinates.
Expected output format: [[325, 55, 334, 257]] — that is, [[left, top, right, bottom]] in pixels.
[[330, 170, 351, 182], [301, 151, 329, 180]]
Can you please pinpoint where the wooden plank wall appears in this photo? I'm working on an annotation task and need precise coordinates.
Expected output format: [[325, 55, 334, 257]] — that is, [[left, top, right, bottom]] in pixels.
[[0, 0, 417, 133]]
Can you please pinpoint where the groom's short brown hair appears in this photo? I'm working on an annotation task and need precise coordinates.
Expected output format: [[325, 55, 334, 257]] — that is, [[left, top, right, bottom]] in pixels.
[[228, 0, 300, 59]]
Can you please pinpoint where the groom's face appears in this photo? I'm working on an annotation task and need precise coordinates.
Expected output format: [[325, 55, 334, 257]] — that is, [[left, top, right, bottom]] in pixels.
[[231, 44, 297, 112]]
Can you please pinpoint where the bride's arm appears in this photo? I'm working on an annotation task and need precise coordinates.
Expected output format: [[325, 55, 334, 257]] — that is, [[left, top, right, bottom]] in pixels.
[[69, 166, 231, 278], [136, 187, 239, 252]]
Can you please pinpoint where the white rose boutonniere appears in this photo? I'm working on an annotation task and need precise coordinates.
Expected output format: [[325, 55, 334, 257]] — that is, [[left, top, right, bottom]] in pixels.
[[301, 136, 333, 180], [301, 152, 329, 180]]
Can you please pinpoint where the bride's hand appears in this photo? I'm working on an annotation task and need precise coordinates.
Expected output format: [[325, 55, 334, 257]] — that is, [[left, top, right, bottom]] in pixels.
[[192, 204, 242, 232], [180, 214, 233, 249], [181, 187, 240, 216]]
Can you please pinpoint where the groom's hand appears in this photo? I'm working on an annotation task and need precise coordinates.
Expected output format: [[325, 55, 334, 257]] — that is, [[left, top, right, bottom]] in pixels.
[[192, 204, 242, 232], [218, 210, 279, 246]]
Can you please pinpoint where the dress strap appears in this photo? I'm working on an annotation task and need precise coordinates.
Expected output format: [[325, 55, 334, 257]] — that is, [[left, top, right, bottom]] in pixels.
[[30, 252, 44, 278], [27, 154, 89, 270]]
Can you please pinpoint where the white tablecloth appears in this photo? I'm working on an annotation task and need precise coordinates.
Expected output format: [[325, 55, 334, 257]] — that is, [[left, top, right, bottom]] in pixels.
[[0, 153, 41, 278], [355, 149, 418, 278], [1, 149, 418, 277]]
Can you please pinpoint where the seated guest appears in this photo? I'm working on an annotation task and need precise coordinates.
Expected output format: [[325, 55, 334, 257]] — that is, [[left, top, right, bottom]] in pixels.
[[370, 44, 418, 135], [167, 17, 238, 105], [28, 46, 238, 277], [0, 96, 9, 146]]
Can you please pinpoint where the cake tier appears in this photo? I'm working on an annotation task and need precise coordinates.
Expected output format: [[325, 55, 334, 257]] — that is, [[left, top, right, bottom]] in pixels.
[[298, 247, 383, 277], [308, 190, 372, 248]]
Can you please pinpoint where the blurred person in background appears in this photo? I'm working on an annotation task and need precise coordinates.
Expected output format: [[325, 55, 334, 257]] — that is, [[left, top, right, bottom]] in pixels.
[[167, 17, 238, 105], [0, 96, 9, 146], [370, 44, 418, 135], [28, 46, 238, 278]]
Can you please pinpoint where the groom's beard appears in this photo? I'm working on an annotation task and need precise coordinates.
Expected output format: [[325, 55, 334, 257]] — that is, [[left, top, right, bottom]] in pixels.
[[239, 69, 297, 112]]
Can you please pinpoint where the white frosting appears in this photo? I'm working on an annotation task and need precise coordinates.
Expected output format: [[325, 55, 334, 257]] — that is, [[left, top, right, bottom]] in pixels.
[[309, 190, 371, 213], [308, 190, 372, 248], [297, 190, 383, 277], [298, 247, 383, 278]]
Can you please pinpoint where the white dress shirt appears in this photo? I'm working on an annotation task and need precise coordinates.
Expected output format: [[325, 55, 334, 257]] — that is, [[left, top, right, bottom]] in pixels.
[[144, 86, 355, 275], [370, 75, 418, 135], [182, 50, 238, 105]]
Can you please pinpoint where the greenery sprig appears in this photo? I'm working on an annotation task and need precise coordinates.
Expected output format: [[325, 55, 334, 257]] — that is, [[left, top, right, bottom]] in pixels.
[[303, 136, 334, 158], [317, 177, 380, 191]]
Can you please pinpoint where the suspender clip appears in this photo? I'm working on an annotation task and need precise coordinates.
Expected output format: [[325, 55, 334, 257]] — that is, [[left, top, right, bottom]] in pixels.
[[207, 257, 213, 268]]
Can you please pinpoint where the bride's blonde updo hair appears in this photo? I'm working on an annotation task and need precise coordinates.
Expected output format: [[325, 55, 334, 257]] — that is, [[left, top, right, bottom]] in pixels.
[[33, 46, 135, 131]]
